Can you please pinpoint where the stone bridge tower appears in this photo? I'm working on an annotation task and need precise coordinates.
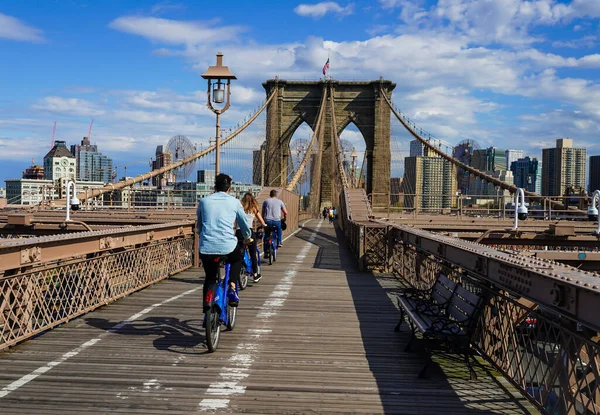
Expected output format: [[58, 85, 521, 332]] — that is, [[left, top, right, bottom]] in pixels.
[[262, 79, 395, 212]]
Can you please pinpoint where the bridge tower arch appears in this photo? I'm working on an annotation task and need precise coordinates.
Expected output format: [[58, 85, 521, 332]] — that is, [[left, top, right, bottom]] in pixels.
[[262, 79, 396, 212]]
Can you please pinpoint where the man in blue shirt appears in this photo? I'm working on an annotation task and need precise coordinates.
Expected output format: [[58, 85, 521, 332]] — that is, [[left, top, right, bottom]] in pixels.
[[197, 173, 251, 307]]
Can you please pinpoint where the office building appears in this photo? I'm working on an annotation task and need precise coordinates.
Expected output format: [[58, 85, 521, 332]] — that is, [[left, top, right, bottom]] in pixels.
[[469, 147, 508, 196], [152, 145, 175, 187], [5, 178, 53, 205], [471, 147, 507, 172], [505, 149, 524, 170], [197, 169, 216, 186], [252, 145, 265, 186], [511, 157, 542, 194], [542, 138, 587, 196], [43, 140, 76, 183], [403, 155, 457, 211], [409, 140, 424, 157], [0, 187, 5, 199], [70, 136, 113, 183], [590, 156, 600, 193]]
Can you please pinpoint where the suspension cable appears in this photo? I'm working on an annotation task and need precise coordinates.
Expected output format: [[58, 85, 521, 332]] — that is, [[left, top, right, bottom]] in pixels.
[[329, 86, 349, 190], [286, 85, 329, 191], [74, 90, 276, 201], [381, 92, 580, 213]]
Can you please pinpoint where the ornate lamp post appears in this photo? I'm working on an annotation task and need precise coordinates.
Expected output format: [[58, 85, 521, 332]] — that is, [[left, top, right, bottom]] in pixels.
[[202, 52, 236, 175]]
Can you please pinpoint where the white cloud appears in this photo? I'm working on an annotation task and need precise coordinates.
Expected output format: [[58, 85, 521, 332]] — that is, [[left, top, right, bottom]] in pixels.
[[294, 2, 354, 18], [0, 13, 45, 43], [32, 97, 105, 117], [109, 16, 245, 45]]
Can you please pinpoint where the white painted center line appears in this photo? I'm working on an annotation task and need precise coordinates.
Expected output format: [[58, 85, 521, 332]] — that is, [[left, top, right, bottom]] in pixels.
[[199, 220, 323, 412], [0, 286, 201, 399]]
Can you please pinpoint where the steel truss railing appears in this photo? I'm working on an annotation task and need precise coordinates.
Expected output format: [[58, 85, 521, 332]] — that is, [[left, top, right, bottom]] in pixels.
[[0, 222, 195, 351], [340, 190, 600, 414]]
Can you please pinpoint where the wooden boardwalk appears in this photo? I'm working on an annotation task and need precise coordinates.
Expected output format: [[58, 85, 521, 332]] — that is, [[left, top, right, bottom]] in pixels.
[[0, 220, 538, 414]]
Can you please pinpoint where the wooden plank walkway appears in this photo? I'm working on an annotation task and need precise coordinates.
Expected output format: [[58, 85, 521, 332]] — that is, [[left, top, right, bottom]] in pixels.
[[0, 220, 538, 414]]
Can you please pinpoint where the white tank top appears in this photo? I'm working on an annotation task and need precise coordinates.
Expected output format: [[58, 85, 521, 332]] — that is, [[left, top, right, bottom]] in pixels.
[[245, 212, 255, 228]]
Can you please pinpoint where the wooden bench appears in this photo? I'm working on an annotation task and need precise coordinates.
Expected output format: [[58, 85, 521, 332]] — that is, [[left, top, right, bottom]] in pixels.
[[396, 275, 483, 380]]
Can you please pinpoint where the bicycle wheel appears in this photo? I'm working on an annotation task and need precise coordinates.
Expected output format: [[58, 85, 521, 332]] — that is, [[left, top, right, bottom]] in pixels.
[[273, 246, 277, 262], [239, 268, 248, 291], [226, 302, 237, 330], [268, 249, 273, 265], [205, 306, 221, 352]]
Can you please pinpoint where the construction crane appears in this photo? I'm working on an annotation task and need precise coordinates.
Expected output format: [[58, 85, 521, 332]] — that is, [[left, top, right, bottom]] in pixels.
[[87, 119, 94, 140], [51, 121, 56, 149]]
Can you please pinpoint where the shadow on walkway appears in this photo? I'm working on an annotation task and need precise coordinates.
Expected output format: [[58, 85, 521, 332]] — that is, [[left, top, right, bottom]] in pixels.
[[85, 316, 207, 354], [299, 220, 536, 414]]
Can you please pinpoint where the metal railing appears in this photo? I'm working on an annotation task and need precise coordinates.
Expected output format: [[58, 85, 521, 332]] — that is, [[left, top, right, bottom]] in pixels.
[[369, 193, 598, 220], [340, 189, 600, 414], [0, 222, 195, 351]]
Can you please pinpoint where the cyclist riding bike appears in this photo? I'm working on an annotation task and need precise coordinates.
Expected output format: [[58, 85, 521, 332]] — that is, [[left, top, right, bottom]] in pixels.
[[197, 173, 251, 309], [262, 189, 288, 249], [236, 192, 267, 283]]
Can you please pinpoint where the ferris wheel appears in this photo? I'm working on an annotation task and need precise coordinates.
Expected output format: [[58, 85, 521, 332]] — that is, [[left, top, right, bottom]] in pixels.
[[166, 135, 196, 181]]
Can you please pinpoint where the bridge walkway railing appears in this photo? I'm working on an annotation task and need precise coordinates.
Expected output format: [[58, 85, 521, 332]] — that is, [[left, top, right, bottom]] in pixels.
[[339, 189, 600, 415]]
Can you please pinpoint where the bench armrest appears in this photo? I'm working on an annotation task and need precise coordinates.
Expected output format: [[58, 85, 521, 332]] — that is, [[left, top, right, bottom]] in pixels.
[[429, 316, 464, 336]]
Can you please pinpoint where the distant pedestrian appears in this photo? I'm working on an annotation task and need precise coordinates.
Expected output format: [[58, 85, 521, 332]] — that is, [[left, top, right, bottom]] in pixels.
[[322, 207, 328, 220], [328, 207, 334, 223], [333, 207, 337, 220]]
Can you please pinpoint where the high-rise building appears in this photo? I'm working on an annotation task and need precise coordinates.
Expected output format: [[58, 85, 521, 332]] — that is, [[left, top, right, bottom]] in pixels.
[[469, 147, 507, 196], [589, 156, 600, 193], [471, 147, 507, 172], [197, 169, 216, 186], [152, 145, 175, 187], [511, 157, 542, 194], [409, 139, 424, 157], [403, 155, 457, 211], [505, 149, 524, 170], [43, 140, 76, 183], [542, 138, 587, 196], [70, 136, 113, 183], [453, 141, 477, 195]]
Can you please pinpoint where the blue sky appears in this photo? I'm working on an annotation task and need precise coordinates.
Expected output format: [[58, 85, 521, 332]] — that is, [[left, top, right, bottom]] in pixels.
[[1, 0, 600, 184]]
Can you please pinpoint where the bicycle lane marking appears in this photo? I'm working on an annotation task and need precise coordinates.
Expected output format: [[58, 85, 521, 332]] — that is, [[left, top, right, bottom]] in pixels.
[[0, 286, 202, 399], [198, 220, 323, 411]]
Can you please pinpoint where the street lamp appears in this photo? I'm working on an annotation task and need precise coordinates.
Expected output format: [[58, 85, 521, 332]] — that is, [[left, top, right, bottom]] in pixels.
[[202, 52, 236, 175]]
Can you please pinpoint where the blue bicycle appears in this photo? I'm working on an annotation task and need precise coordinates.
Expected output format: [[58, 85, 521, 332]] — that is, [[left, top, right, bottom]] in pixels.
[[239, 243, 261, 290], [263, 225, 279, 265], [204, 256, 238, 352]]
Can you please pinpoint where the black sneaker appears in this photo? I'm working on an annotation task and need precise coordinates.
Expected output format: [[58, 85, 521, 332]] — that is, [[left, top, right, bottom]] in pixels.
[[227, 289, 239, 307], [253, 274, 262, 283]]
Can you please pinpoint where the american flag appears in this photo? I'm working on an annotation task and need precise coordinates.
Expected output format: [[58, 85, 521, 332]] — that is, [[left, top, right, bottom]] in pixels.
[[322, 58, 330, 75]]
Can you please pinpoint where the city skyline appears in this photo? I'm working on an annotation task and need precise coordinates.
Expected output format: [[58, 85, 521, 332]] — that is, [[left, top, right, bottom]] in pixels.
[[1, 1, 600, 185]]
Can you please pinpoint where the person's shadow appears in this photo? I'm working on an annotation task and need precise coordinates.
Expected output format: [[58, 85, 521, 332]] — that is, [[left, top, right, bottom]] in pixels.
[[85, 316, 208, 354]]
